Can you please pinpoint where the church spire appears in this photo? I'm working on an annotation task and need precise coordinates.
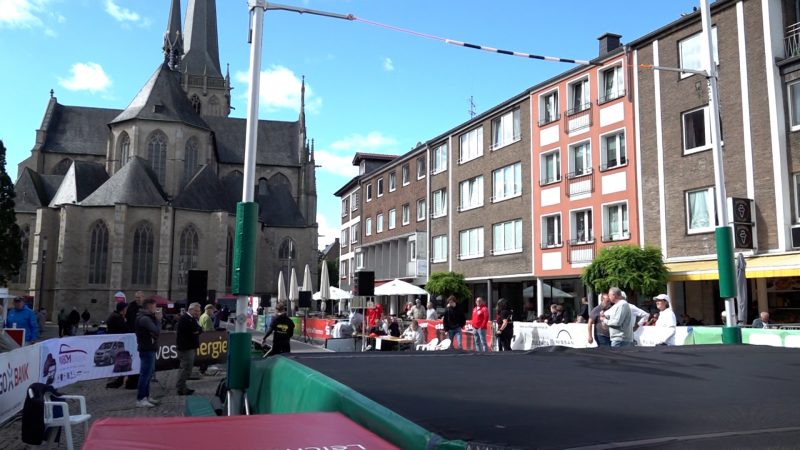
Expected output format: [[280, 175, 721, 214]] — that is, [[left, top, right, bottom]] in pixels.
[[163, 0, 183, 70], [299, 75, 306, 134], [183, 0, 223, 79]]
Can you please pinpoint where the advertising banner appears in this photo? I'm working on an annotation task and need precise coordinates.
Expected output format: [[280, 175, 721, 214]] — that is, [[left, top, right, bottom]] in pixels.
[[155, 330, 228, 371], [0, 343, 40, 424], [38, 334, 139, 388]]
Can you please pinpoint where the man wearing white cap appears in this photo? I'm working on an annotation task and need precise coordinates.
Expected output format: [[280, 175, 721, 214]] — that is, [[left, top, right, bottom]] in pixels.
[[653, 294, 677, 345]]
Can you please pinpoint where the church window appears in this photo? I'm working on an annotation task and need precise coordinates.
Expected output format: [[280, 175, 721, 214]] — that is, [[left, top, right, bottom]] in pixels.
[[147, 131, 168, 187], [258, 178, 268, 196], [184, 137, 199, 186], [119, 132, 131, 168], [12, 226, 29, 285], [88, 221, 109, 285], [208, 95, 220, 116], [269, 173, 291, 190], [278, 238, 296, 287], [178, 224, 199, 286], [131, 222, 154, 286], [190, 94, 201, 115]]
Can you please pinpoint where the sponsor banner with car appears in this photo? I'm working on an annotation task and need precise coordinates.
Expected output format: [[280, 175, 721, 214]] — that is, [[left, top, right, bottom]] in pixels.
[[155, 330, 228, 371], [37, 334, 139, 388], [0, 343, 40, 424]]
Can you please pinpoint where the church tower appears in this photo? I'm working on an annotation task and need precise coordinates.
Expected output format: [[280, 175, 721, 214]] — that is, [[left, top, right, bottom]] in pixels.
[[163, 0, 183, 70], [180, 0, 231, 117]]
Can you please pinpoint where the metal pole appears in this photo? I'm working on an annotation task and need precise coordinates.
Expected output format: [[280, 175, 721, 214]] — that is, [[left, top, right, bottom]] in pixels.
[[700, 0, 739, 342]]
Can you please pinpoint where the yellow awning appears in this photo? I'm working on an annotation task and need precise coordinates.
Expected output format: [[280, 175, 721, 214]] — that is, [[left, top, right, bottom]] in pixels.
[[667, 253, 800, 281]]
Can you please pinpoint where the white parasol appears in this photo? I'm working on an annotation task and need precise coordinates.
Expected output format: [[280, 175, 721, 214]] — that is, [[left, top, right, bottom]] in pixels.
[[289, 267, 299, 313]]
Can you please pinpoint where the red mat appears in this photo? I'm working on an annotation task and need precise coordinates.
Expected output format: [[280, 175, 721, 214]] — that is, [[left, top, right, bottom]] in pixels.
[[83, 412, 399, 450]]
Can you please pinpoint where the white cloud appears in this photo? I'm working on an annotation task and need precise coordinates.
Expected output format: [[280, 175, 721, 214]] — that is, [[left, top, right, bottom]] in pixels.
[[315, 132, 398, 178], [104, 0, 144, 24], [316, 215, 339, 250], [329, 132, 398, 152], [234, 65, 322, 114], [58, 62, 111, 93], [383, 57, 394, 72], [315, 151, 359, 178], [0, 0, 50, 28]]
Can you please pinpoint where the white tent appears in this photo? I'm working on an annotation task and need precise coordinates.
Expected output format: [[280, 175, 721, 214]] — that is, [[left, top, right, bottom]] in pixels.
[[313, 286, 351, 300], [374, 279, 427, 296]]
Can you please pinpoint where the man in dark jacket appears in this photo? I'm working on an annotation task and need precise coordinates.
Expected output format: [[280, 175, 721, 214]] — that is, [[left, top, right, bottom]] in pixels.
[[105, 302, 129, 388], [175, 302, 202, 395], [262, 302, 294, 356], [442, 296, 466, 350], [68, 307, 80, 336], [134, 298, 160, 408], [123, 291, 144, 389]]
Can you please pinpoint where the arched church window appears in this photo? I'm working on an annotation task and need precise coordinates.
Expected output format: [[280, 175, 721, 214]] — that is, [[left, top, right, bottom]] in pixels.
[[52, 158, 72, 176], [178, 224, 199, 286], [258, 178, 268, 196], [269, 173, 291, 187], [88, 221, 109, 285], [119, 132, 131, 167], [131, 222, 154, 286], [190, 94, 201, 115], [12, 226, 29, 284], [147, 130, 168, 187], [184, 137, 199, 186]]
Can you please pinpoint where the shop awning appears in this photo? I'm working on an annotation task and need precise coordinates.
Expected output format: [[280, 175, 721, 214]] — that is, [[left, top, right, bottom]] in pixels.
[[667, 253, 800, 281]]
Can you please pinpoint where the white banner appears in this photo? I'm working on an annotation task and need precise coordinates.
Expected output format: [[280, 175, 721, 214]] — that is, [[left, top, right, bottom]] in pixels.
[[37, 334, 139, 388], [0, 343, 40, 424], [511, 322, 690, 349]]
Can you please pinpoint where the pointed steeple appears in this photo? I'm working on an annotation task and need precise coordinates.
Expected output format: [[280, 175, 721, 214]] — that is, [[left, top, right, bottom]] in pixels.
[[163, 0, 184, 70], [183, 0, 223, 79], [299, 75, 306, 135]]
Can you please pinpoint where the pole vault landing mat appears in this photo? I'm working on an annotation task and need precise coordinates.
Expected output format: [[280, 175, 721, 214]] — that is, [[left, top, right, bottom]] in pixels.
[[249, 345, 800, 449]]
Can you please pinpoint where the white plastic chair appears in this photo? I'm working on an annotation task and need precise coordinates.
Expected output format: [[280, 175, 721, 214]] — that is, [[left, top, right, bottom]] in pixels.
[[417, 337, 438, 351], [40, 392, 91, 450], [435, 338, 452, 350]]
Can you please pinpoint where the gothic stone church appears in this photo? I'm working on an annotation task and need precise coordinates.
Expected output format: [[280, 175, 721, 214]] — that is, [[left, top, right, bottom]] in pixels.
[[9, 0, 318, 319]]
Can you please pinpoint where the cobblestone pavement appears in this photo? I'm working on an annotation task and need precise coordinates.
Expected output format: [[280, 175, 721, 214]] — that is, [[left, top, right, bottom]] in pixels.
[[0, 323, 326, 449]]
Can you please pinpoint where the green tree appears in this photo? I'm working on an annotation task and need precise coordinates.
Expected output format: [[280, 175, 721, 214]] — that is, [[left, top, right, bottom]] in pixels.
[[0, 140, 22, 286], [581, 245, 667, 301], [425, 271, 471, 303]]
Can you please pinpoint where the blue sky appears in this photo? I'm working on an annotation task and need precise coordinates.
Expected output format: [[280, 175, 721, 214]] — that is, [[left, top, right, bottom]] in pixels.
[[0, 0, 700, 248]]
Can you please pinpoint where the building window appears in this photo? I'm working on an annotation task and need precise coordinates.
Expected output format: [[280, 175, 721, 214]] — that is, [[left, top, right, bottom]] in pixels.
[[351, 192, 359, 211], [539, 90, 559, 125], [682, 106, 712, 154], [258, 178, 268, 196], [679, 27, 718, 77], [365, 217, 372, 236], [568, 77, 590, 114], [402, 164, 410, 185], [351, 223, 359, 243], [278, 238, 296, 285], [12, 226, 29, 285], [459, 227, 484, 260], [190, 94, 201, 114], [459, 176, 484, 211], [88, 221, 109, 285], [389, 172, 397, 192], [571, 209, 593, 243], [432, 235, 447, 263], [341, 229, 348, 247], [491, 163, 521, 203], [389, 208, 397, 230], [602, 202, 629, 242], [568, 141, 591, 178], [601, 131, 626, 170], [493, 219, 523, 255], [541, 214, 562, 248], [226, 230, 233, 288], [118, 132, 131, 168], [341, 259, 348, 279], [408, 238, 417, 261], [366, 183, 373, 201], [540, 150, 561, 185], [341, 198, 349, 217], [491, 108, 521, 150], [432, 189, 447, 218], [789, 81, 800, 131], [183, 137, 199, 186], [359, 161, 366, 175], [600, 65, 624, 103], [432, 144, 448, 174], [459, 127, 484, 163], [795, 173, 800, 221], [178, 225, 199, 286], [356, 252, 364, 269], [417, 156, 426, 179], [131, 222, 154, 286], [208, 95, 221, 115], [402, 203, 410, 225], [416, 198, 426, 221], [686, 187, 716, 233], [147, 131, 168, 186], [377, 213, 384, 233], [377, 178, 384, 197]]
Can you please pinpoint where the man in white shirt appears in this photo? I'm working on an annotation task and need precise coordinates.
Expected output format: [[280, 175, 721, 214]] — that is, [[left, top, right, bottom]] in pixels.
[[604, 287, 634, 347], [653, 294, 677, 345], [402, 320, 425, 349]]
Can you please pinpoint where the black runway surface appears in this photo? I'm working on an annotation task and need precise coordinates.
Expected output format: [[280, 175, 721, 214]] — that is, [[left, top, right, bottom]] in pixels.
[[286, 345, 800, 449]]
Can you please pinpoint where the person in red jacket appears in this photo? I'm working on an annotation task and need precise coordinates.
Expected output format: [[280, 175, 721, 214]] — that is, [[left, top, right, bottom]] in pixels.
[[471, 297, 489, 352]]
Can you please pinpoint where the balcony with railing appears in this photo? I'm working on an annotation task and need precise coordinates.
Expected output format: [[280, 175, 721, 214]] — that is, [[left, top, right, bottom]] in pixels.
[[597, 88, 626, 105], [564, 103, 592, 133], [567, 239, 595, 264], [538, 112, 561, 127], [785, 22, 800, 59], [601, 231, 631, 243], [566, 169, 594, 197]]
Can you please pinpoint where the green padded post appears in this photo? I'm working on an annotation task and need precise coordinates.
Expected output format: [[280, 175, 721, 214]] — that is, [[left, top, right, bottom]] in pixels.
[[715, 226, 736, 299], [232, 202, 259, 296], [722, 326, 742, 345], [227, 332, 251, 390]]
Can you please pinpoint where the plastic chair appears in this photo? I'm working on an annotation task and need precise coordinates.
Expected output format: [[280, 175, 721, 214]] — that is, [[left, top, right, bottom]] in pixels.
[[416, 337, 438, 351], [42, 392, 91, 450], [435, 338, 452, 350]]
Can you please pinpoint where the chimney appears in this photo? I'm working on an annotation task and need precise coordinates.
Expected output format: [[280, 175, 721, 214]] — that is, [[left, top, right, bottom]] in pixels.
[[598, 33, 623, 57]]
